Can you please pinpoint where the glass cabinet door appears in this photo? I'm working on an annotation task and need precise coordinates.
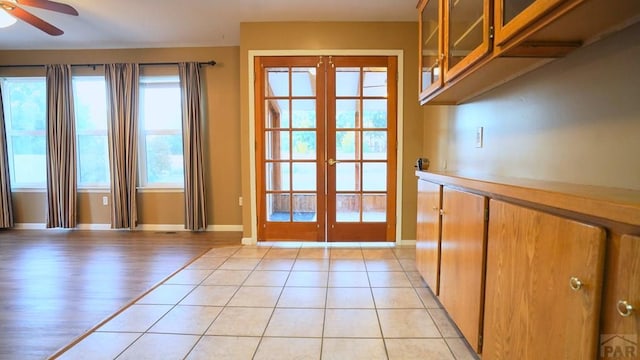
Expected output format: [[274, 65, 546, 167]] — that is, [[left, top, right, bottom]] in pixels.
[[494, 0, 568, 46], [444, 0, 491, 82], [418, 0, 443, 102]]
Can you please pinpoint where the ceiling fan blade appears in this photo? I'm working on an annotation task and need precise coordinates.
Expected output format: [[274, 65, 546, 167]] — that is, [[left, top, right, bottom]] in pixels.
[[7, 6, 64, 35], [16, 0, 77, 15]]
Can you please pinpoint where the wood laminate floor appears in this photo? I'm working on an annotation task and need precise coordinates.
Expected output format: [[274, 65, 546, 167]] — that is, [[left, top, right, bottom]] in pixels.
[[0, 229, 240, 360]]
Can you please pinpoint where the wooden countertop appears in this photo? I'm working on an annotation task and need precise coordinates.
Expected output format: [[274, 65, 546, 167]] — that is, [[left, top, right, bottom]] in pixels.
[[416, 171, 640, 228]]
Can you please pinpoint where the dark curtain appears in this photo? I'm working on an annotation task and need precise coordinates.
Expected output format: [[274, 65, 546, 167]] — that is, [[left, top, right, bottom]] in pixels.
[[45, 64, 77, 228], [105, 63, 140, 229]]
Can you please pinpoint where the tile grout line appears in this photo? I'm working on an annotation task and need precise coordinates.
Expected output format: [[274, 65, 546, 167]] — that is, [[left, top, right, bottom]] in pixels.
[[119, 246, 246, 360], [53, 243, 476, 359], [180, 246, 249, 359], [250, 245, 296, 360], [47, 245, 226, 360]]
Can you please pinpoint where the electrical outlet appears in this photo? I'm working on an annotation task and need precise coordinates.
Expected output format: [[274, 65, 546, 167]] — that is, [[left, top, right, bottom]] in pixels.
[[102, 196, 108, 206], [476, 127, 484, 148], [238, 197, 243, 206]]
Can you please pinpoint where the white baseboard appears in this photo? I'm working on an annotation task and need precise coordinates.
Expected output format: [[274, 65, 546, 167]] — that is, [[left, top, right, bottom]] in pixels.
[[206, 225, 243, 232], [137, 224, 243, 232], [398, 239, 416, 246], [14, 223, 112, 231], [13, 223, 243, 232], [77, 224, 112, 230], [241, 237, 256, 245], [14, 223, 47, 230]]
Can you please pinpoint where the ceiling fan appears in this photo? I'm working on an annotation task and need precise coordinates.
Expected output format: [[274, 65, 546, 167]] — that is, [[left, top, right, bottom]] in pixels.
[[0, 0, 78, 36]]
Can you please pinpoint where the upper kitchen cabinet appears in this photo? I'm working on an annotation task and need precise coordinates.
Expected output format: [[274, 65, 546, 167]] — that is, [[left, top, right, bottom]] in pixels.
[[418, 0, 640, 104], [418, 0, 491, 102], [418, 0, 444, 100], [444, 0, 491, 82], [494, 0, 568, 46]]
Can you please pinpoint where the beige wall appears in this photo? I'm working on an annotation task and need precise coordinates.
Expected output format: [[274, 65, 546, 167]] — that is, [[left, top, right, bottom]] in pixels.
[[239, 22, 422, 241], [422, 21, 640, 191], [0, 46, 243, 227]]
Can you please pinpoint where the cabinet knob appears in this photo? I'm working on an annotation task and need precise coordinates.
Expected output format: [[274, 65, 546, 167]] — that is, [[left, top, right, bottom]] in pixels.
[[617, 300, 634, 317], [439, 209, 445, 216], [432, 206, 438, 211], [569, 276, 583, 291]]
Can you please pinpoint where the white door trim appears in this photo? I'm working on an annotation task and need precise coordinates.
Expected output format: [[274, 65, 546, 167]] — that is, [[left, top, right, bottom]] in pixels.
[[245, 49, 404, 245]]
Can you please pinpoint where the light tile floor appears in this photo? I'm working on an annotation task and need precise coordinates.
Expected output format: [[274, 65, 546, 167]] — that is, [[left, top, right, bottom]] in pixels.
[[53, 243, 478, 360]]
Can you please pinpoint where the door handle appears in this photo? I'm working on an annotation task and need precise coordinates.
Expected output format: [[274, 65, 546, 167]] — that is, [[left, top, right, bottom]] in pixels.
[[328, 158, 341, 166]]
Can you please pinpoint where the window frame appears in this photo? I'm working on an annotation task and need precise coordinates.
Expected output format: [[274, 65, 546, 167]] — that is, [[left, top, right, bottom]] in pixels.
[[137, 76, 185, 189], [72, 76, 110, 190], [1, 76, 48, 190]]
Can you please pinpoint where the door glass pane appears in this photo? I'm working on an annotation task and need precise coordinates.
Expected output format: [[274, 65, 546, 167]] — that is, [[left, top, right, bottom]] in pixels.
[[363, 194, 386, 222], [363, 131, 387, 160], [363, 67, 387, 97], [293, 194, 317, 222], [336, 67, 360, 97], [421, 0, 441, 92], [292, 99, 316, 128], [362, 99, 387, 128], [292, 67, 315, 96], [292, 131, 316, 160], [292, 163, 316, 191], [336, 163, 360, 191], [363, 163, 386, 191], [265, 99, 290, 128], [267, 193, 290, 222], [336, 99, 358, 129], [503, 0, 535, 25], [336, 194, 360, 222], [448, 0, 484, 70], [266, 68, 289, 97], [266, 162, 290, 191], [265, 130, 290, 160], [336, 131, 359, 160]]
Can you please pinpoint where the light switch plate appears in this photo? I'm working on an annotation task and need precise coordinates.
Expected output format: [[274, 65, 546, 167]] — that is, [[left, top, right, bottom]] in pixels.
[[476, 127, 484, 148]]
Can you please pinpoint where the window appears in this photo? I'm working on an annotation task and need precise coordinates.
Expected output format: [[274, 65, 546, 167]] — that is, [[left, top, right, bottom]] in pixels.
[[138, 76, 184, 188], [1, 77, 47, 188], [73, 77, 110, 188]]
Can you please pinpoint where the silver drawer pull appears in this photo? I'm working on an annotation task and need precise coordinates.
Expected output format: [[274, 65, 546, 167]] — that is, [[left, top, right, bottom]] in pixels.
[[569, 277, 583, 291], [617, 300, 634, 317]]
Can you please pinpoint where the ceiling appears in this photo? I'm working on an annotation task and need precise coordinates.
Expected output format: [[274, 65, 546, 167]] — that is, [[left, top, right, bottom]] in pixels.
[[0, 0, 417, 50]]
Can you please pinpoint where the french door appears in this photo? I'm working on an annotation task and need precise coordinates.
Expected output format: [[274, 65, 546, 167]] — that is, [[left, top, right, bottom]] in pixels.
[[255, 55, 397, 242]]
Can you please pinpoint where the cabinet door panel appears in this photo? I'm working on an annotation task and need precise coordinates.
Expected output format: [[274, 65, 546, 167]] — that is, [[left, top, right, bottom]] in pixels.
[[494, 0, 570, 46], [443, 0, 491, 82], [418, 0, 444, 101], [416, 180, 442, 294], [484, 200, 605, 360], [439, 187, 487, 351], [600, 233, 640, 356]]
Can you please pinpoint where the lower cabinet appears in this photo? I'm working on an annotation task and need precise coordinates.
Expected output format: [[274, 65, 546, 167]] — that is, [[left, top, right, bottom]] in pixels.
[[483, 199, 606, 359], [416, 179, 442, 294], [438, 187, 487, 352], [600, 233, 640, 359]]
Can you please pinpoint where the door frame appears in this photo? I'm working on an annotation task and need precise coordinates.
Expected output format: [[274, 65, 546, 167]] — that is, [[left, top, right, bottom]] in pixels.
[[245, 49, 405, 245]]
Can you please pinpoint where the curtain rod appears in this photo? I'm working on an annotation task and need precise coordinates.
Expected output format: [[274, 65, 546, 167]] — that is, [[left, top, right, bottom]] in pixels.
[[0, 60, 216, 69]]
